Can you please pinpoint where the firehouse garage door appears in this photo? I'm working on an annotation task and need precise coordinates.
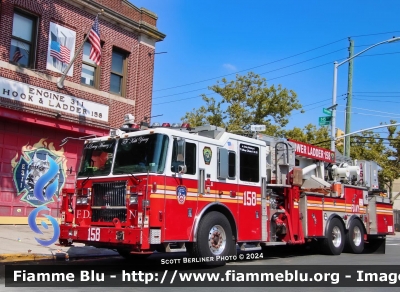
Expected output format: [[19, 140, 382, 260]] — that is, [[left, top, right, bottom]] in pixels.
[[0, 118, 84, 224]]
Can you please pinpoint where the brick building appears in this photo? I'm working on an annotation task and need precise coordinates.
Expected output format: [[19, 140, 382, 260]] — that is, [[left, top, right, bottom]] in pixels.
[[0, 0, 165, 223]]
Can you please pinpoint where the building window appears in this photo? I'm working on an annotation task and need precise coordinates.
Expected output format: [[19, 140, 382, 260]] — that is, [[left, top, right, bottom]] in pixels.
[[110, 49, 127, 96], [10, 10, 37, 67], [81, 42, 99, 87]]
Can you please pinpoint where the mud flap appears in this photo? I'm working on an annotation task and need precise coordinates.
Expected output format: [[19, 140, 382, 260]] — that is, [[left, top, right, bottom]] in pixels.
[[364, 236, 386, 254]]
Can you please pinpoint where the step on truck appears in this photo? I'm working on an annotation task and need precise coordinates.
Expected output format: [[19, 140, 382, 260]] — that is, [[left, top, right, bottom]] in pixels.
[[59, 114, 394, 259]]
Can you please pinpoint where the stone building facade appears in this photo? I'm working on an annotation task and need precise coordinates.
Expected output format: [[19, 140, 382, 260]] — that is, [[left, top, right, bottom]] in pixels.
[[0, 0, 165, 223]]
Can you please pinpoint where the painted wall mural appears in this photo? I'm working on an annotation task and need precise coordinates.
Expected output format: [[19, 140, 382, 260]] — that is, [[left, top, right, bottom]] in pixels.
[[11, 138, 67, 207]]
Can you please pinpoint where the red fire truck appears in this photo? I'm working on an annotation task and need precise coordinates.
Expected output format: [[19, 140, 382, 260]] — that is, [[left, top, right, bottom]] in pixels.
[[59, 114, 394, 259]]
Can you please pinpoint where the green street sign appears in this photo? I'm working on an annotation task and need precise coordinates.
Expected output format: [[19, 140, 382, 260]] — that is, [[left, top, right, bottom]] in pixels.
[[319, 116, 332, 126], [323, 108, 332, 116]]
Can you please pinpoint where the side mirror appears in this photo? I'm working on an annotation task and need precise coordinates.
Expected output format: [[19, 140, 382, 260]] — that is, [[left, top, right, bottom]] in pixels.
[[178, 165, 187, 174], [171, 163, 187, 174], [176, 138, 185, 162]]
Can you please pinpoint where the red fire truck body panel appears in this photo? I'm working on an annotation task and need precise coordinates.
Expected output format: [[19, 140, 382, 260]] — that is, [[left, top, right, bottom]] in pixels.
[[58, 120, 394, 258], [302, 195, 324, 237], [376, 203, 394, 234]]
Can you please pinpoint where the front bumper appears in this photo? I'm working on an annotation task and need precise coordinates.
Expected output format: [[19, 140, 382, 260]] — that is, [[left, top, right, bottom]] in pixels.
[[59, 225, 149, 250]]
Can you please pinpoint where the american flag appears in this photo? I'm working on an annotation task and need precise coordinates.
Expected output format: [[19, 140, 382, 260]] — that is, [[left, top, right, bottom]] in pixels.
[[12, 47, 23, 63], [89, 16, 101, 65], [50, 41, 71, 64]]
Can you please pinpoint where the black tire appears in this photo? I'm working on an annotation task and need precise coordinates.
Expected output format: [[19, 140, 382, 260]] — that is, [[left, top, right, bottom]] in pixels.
[[59, 239, 72, 246], [117, 249, 151, 260], [191, 211, 236, 259], [321, 217, 345, 255], [345, 219, 364, 254]]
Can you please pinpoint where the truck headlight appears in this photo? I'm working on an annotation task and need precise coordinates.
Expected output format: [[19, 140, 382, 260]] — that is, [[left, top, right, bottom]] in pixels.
[[77, 197, 88, 205], [130, 195, 138, 205]]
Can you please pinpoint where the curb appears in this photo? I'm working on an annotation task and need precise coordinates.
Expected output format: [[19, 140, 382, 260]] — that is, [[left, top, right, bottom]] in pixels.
[[0, 252, 120, 263], [0, 253, 55, 263]]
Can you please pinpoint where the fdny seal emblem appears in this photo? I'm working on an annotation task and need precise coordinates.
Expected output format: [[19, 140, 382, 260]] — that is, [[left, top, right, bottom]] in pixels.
[[176, 186, 187, 204]]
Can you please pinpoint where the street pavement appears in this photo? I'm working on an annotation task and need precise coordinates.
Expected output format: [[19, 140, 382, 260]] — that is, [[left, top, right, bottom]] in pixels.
[[0, 224, 399, 263], [0, 224, 118, 263]]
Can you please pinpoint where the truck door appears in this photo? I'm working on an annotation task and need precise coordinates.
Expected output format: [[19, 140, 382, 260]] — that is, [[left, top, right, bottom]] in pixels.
[[237, 143, 262, 241], [164, 137, 198, 241]]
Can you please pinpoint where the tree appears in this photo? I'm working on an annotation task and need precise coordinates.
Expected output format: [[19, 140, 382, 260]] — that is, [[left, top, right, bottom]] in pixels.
[[380, 121, 400, 196], [182, 96, 225, 127], [283, 124, 331, 148], [182, 72, 302, 135]]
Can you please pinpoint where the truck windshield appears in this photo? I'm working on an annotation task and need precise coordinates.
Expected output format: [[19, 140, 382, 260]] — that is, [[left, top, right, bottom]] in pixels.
[[77, 140, 116, 177], [113, 134, 169, 174]]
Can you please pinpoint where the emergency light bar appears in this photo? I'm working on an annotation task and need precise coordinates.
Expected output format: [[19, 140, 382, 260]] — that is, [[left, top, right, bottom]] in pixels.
[[110, 129, 124, 137], [151, 122, 191, 129]]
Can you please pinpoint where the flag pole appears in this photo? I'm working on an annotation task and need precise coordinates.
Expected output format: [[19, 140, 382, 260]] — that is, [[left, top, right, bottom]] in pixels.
[[57, 10, 103, 89]]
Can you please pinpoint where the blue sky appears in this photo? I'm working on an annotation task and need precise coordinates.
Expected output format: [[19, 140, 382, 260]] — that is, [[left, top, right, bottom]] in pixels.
[[130, 0, 400, 137]]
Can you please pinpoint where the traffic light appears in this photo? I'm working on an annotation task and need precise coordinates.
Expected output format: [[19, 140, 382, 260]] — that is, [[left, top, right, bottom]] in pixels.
[[336, 128, 345, 146]]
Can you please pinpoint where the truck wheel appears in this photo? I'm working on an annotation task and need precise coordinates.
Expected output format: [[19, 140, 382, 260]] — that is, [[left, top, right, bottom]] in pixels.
[[322, 217, 345, 255], [192, 211, 235, 259], [345, 219, 364, 254]]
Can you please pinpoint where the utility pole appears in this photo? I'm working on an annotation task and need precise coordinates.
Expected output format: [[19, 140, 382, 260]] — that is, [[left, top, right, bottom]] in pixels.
[[344, 38, 354, 157], [330, 36, 400, 153]]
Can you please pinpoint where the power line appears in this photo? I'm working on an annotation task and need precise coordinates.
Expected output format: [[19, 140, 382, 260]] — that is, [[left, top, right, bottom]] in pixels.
[[350, 30, 400, 38], [353, 95, 400, 98], [342, 105, 400, 117], [153, 38, 348, 92], [153, 48, 346, 100], [292, 104, 331, 116], [353, 98, 400, 104], [153, 30, 400, 93], [153, 51, 400, 105], [353, 92, 400, 94], [302, 98, 332, 107], [153, 95, 205, 106], [349, 136, 400, 141], [154, 62, 333, 105], [336, 110, 400, 119], [153, 50, 400, 102], [153, 62, 334, 105], [291, 100, 333, 116], [357, 51, 400, 58]]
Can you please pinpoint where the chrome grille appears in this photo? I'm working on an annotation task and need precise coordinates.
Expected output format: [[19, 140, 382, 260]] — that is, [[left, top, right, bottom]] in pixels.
[[91, 181, 127, 223], [92, 181, 126, 207]]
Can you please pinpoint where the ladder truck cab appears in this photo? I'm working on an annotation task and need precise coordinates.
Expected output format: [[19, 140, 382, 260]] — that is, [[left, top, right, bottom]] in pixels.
[[59, 114, 394, 259]]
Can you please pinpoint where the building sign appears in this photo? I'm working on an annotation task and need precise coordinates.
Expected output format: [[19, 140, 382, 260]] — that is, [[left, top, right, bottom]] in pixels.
[[46, 22, 76, 76], [0, 76, 109, 122], [289, 139, 335, 163], [11, 138, 67, 207]]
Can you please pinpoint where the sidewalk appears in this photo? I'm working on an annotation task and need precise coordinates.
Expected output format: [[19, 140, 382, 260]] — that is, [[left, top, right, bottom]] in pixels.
[[0, 224, 119, 263]]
